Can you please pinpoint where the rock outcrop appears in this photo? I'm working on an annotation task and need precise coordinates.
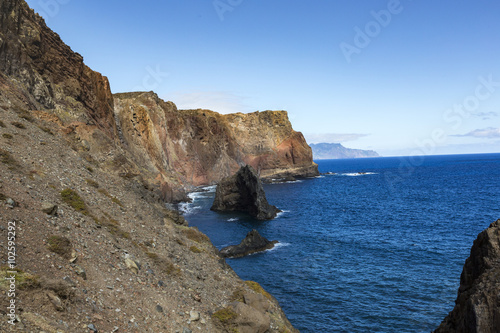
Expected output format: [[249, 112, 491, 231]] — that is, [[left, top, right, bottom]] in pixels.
[[220, 229, 279, 258], [0, 0, 116, 137], [114, 92, 319, 190], [211, 165, 281, 220], [434, 219, 500, 333]]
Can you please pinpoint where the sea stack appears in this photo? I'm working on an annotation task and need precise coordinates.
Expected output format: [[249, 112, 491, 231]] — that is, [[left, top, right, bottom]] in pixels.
[[434, 219, 500, 333], [211, 165, 281, 220], [220, 229, 278, 258]]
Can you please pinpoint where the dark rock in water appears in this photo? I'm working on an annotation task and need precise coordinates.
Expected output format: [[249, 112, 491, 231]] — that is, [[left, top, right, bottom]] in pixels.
[[434, 219, 500, 333], [220, 229, 278, 258], [211, 165, 281, 220]]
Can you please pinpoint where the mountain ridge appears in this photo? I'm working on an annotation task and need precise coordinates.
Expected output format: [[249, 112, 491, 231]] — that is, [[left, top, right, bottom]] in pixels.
[[310, 142, 380, 159]]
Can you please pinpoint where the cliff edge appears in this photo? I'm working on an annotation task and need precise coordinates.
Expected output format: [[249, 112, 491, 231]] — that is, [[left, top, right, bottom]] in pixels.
[[434, 219, 500, 333]]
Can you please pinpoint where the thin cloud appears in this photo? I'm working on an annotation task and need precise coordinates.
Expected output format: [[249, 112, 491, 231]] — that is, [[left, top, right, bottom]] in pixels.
[[168, 90, 250, 114], [304, 133, 370, 144], [472, 111, 498, 120], [453, 127, 500, 139]]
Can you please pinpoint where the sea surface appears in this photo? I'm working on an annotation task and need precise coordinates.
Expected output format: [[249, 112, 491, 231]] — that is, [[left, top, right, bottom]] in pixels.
[[180, 153, 500, 332]]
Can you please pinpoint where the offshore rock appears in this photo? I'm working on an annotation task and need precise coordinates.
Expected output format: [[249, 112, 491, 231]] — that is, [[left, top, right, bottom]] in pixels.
[[434, 219, 500, 333], [211, 166, 280, 220], [219, 229, 278, 258]]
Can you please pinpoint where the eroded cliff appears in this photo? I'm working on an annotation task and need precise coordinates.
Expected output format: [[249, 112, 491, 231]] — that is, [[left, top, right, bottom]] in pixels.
[[114, 91, 319, 191], [434, 219, 500, 333]]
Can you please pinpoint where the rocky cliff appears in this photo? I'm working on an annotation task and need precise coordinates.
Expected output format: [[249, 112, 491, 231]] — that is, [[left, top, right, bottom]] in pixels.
[[434, 219, 500, 333], [0, 0, 116, 137], [0, 0, 309, 331], [114, 92, 318, 195]]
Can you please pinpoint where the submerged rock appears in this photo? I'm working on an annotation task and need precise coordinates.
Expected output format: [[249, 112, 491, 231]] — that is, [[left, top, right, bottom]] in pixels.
[[434, 219, 500, 333], [220, 229, 278, 258], [211, 165, 281, 220]]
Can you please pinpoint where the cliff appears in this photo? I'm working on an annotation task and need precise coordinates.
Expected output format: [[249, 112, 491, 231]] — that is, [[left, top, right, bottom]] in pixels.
[[0, 0, 307, 331], [310, 143, 380, 159], [114, 92, 319, 191], [0, 0, 116, 137], [434, 219, 500, 333]]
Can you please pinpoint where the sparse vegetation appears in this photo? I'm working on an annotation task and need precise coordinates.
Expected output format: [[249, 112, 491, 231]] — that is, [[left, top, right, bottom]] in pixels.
[[2, 133, 13, 139], [47, 235, 72, 259], [19, 113, 34, 122], [0, 120, 5, 127], [95, 217, 130, 239], [39, 126, 54, 135], [0, 267, 40, 290], [183, 227, 210, 244], [98, 188, 123, 206], [0, 193, 6, 201], [151, 255, 180, 276], [190, 245, 203, 253], [245, 281, 273, 300], [86, 166, 94, 173], [85, 179, 99, 188], [60, 188, 89, 215], [11, 121, 26, 129], [212, 307, 238, 323], [0, 148, 19, 169]]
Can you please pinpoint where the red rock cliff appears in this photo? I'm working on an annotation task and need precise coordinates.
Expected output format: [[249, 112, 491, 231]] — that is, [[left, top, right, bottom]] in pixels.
[[114, 92, 319, 189]]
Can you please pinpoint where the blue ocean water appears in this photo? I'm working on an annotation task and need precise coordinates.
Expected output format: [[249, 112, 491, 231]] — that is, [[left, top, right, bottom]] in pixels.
[[181, 154, 500, 332]]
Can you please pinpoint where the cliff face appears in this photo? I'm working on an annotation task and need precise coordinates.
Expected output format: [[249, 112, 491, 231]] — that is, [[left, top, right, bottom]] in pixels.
[[114, 92, 319, 190], [434, 219, 500, 333], [0, 0, 116, 137]]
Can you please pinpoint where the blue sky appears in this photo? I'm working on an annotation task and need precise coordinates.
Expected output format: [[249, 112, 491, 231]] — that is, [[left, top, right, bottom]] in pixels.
[[26, 0, 500, 156]]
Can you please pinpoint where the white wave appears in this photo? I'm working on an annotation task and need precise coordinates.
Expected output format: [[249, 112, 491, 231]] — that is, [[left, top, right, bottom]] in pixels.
[[266, 242, 291, 252], [178, 202, 201, 216], [276, 210, 290, 219], [227, 218, 239, 222], [340, 172, 378, 177], [201, 185, 217, 192]]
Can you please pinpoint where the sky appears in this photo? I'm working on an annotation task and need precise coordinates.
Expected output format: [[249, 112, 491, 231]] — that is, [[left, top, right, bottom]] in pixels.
[[25, 0, 500, 156]]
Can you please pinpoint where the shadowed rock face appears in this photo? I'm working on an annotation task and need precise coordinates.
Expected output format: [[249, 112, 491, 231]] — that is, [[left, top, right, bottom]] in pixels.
[[434, 219, 500, 333], [220, 230, 278, 258], [211, 165, 281, 220], [0, 0, 116, 137]]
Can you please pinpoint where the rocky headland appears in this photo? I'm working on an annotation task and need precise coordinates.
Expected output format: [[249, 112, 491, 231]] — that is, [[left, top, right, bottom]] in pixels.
[[0, 0, 308, 331], [310, 143, 379, 159], [434, 219, 500, 333], [211, 165, 281, 220], [220, 230, 279, 258]]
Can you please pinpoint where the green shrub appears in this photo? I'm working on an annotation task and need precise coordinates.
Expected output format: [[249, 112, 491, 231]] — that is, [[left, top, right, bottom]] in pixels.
[[11, 122, 26, 129], [60, 188, 89, 215], [47, 235, 72, 259], [2, 133, 13, 139]]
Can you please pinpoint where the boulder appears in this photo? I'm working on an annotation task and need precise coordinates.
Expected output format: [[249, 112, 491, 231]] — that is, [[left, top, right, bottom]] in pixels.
[[211, 165, 281, 220], [220, 229, 278, 258], [434, 219, 500, 333]]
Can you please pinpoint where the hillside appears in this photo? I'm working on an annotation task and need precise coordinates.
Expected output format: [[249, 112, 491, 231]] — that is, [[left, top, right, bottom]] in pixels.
[[310, 143, 380, 160], [0, 0, 304, 331]]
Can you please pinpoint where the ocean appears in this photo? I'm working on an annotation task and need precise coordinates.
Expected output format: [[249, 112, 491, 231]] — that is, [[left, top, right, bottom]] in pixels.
[[180, 153, 500, 332]]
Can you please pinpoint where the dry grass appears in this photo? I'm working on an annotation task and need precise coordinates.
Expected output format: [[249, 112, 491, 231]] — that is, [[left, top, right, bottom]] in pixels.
[[47, 236, 72, 259], [60, 188, 89, 216]]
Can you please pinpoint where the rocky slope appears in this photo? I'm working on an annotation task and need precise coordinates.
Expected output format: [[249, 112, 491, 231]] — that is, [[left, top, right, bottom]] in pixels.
[[310, 143, 379, 159], [0, 0, 306, 332], [434, 219, 500, 333]]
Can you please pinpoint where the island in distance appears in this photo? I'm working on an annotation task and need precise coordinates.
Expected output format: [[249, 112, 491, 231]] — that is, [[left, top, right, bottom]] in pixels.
[[310, 143, 380, 160]]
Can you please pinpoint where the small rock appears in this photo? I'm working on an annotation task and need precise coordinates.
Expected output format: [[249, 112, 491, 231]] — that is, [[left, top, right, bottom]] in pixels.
[[81, 140, 91, 151], [156, 305, 163, 313], [182, 328, 192, 333], [189, 311, 200, 322], [41, 203, 58, 216], [73, 265, 87, 280], [87, 323, 98, 332], [6, 198, 16, 208], [158, 280, 164, 287], [125, 258, 139, 274], [69, 249, 78, 263], [46, 292, 64, 311]]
